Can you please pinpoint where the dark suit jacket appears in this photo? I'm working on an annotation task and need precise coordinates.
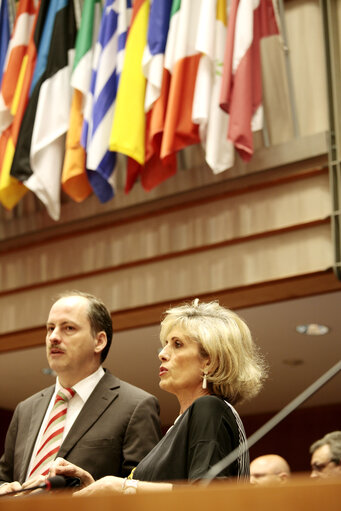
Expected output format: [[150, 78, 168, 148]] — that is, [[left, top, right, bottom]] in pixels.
[[0, 371, 161, 484]]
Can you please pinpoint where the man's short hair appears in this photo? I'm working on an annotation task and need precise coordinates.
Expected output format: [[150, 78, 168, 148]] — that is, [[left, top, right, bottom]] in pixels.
[[310, 431, 341, 464]]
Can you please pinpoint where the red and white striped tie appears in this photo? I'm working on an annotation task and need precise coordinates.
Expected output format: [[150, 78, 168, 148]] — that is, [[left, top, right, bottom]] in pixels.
[[29, 387, 75, 478]]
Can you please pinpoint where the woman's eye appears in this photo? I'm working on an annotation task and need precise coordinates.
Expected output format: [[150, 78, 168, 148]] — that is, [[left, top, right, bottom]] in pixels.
[[174, 341, 182, 348]]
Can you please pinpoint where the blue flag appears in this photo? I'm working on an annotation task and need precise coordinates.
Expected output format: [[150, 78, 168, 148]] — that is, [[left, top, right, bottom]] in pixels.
[[0, 0, 11, 86]]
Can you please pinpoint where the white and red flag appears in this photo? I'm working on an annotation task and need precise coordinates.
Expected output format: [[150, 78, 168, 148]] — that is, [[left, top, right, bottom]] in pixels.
[[220, 0, 279, 161]]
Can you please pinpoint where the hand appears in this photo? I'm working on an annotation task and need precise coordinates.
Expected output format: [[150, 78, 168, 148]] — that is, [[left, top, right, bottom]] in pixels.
[[74, 476, 124, 497], [49, 458, 95, 489], [21, 474, 46, 490], [0, 481, 22, 495]]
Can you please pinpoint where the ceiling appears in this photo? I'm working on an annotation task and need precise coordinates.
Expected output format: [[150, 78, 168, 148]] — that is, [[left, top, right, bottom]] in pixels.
[[0, 290, 340, 426]]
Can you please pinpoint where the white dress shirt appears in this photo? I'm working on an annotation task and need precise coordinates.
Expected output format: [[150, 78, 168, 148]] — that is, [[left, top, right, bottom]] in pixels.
[[26, 366, 105, 479]]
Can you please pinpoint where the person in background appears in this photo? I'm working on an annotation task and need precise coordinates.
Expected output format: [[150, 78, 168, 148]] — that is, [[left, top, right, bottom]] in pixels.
[[250, 454, 291, 485], [0, 291, 161, 495], [50, 299, 267, 495], [310, 431, 341, 479]]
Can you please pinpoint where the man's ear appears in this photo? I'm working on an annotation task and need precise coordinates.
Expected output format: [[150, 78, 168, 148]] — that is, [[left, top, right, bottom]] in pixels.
[[279, 472, 289, 482], [95, 331, 107, 355]]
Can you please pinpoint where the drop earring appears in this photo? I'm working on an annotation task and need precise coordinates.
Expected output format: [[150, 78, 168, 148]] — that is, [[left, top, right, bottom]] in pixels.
[[202, 371, 208, 390]]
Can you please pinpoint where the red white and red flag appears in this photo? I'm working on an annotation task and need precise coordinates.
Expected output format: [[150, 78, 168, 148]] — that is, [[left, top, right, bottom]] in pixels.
[[220, 0, 279, 161]]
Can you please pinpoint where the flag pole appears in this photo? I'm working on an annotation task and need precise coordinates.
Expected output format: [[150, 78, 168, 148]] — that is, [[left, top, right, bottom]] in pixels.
[[8, 0, 16, 33], [276, 0, 300, 138]]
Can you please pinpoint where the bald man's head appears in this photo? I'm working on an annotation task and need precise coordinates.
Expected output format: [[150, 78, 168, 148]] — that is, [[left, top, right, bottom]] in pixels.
[[250, 454, 291, 485]]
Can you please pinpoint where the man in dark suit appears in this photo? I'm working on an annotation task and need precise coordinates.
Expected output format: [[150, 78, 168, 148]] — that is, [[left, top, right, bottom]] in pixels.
[[0, 291, 161, 495]]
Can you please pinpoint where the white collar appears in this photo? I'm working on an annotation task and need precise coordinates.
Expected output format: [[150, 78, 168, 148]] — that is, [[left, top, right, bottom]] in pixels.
[[55, 366, 105, 403]]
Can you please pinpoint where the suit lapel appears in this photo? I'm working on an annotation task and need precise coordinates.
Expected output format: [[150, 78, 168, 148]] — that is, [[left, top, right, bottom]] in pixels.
[[58, 372, 120, 458], [20, 386, 54, 481]]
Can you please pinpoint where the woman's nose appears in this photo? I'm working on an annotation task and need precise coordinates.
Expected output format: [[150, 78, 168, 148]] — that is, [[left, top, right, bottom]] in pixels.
[[158, 346, 169, 361]]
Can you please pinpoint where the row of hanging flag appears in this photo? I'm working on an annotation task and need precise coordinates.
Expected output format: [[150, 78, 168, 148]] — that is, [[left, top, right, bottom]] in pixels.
[[0, 0, 279, 221]]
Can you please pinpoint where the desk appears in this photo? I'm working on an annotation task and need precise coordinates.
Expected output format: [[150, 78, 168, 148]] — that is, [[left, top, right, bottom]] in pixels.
[[0, 476, 340, 511]]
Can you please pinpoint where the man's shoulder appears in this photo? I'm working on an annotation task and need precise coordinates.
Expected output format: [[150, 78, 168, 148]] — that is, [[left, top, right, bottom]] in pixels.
[[101, 371, 157, 402], [119, 379, 157, 400], [15, 385, 54, 410]]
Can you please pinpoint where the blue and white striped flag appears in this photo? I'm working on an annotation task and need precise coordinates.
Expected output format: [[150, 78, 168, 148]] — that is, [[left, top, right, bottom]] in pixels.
[[81, 0, 132, 202], [142, 0, 172, 112]]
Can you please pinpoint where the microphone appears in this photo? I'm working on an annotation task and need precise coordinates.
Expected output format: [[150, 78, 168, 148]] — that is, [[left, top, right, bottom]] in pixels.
[[0, 475, 81, 496], [200, 359, 341, 485]]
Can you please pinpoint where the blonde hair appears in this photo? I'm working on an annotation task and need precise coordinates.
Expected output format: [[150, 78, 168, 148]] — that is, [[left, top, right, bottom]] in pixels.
[[160, 299, 267, 404]]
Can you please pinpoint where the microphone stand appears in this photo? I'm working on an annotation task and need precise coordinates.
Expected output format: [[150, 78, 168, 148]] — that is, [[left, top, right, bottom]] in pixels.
[[200, 359, 341, 485]]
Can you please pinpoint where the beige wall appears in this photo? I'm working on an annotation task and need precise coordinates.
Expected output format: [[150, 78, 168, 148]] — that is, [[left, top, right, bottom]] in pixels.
[[0, 167, 333, 336]]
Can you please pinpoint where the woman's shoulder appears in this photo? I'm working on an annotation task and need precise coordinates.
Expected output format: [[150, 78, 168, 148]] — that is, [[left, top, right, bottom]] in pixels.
[[185, 395, 239, 437], [190, 394, 231, 415]]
